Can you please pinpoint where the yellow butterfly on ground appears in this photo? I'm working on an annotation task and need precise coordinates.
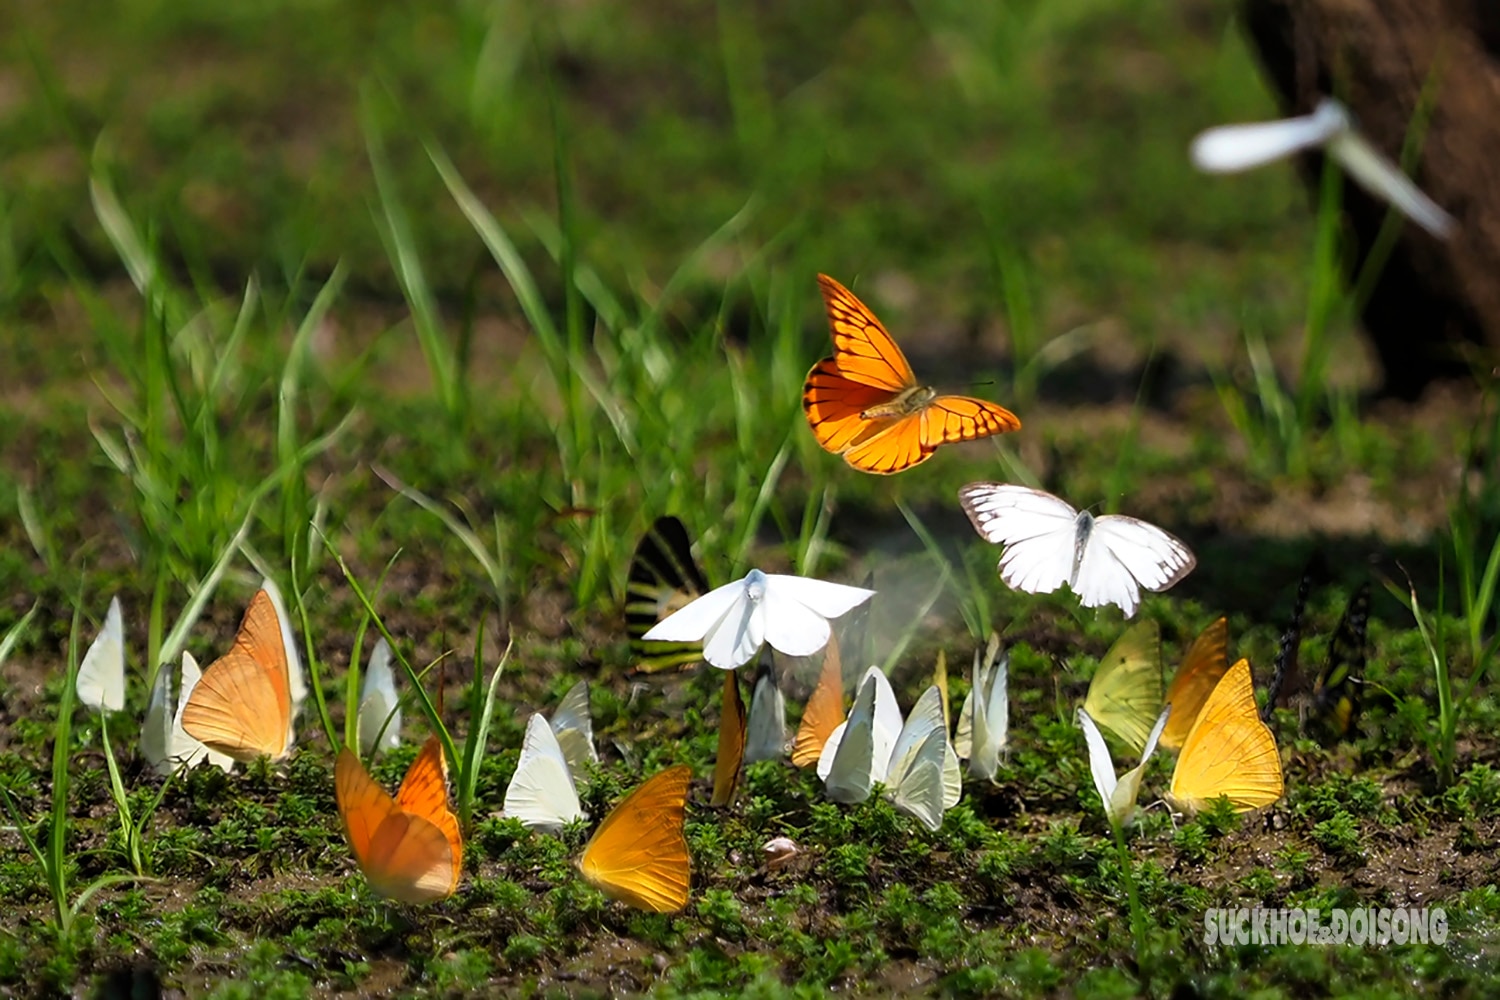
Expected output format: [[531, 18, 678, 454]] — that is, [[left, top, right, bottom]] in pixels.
[[1082, 621, 1165, 756], [180, 589, 293, 762], [802, 274, 1021, 475], [335, 734, 463, 904], [711, 672, 747, 807], [1160, 617, 1231, 752], [578, 765, 693, 913], [792, 634, 845, 768], [1168, 658, 1284, 814]]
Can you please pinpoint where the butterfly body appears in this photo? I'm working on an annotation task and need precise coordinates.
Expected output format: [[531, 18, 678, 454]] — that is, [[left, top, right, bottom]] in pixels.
[[803, 274, 1020, 475]]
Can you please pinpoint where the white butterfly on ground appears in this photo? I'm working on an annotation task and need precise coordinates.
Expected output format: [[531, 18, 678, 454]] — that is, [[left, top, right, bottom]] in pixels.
[[260, 578, 308, 734], [140, 652, 236, 776], [958, 483, 1197, 619], [77, 596, 126, 713], [357, 638, 401, 757], [817, 669, 961, 830], [1190, 97, 1454, 240], [1078, 704, 1170, 828], [953, 637, 1008, 781], [549, 680, 597, 785], [744, 658, 788, 763], [641, 569, 875, 670], [503, 713, 585, 834]]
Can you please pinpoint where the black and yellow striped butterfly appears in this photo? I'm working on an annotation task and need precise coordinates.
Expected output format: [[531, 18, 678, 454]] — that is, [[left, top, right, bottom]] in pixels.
[[1311, 583, 1370, 742], [625, 516, 711, 673]]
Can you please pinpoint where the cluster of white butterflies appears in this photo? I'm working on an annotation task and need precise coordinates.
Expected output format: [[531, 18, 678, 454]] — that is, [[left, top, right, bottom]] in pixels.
[[75, 580, 407, 774]]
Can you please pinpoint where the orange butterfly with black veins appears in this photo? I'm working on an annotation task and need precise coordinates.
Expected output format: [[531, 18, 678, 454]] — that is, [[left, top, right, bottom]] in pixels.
[[336, 735, 463, 904], [803, 274, 1021, 474]]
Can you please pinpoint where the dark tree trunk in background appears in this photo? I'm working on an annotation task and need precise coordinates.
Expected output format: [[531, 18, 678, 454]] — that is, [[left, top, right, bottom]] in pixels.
[[1241, 0, 1500, 399]]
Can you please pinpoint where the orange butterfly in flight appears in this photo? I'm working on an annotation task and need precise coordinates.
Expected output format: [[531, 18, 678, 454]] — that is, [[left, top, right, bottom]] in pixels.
[[578, 765, 692, 913], [335, 735, 463, 904], [803, 274, 1021, 474], [180, 589, 293, 762]]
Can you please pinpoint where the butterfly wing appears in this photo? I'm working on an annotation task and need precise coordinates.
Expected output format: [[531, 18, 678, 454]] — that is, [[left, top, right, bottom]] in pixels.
[[643, 577, 756, 670], [1083, 621, 1165, 756], [1312, 584, 1370, 741], [167, 652, 235, 774], [711, 672, 747, 807], [958, 484, 1081, 597], [970, 649, 1010, 781], [392, 735, 463, 896], [626, 516, 711, 673], [1160, 618, 1230, 751], [358, 638, 402, 757], [180, 590, 293, 762], [792, 634, 845, 768], [578, 765, 692, 913], [919, 396, 1021, 452], [1169, 659, 1283, 814], [818, 672, 880, 802], [77, 596, 125, 713], [1264, 566, 1314, 722], [1327, 130, 1454, 239], [504, 714, 584, 833], [887, 728, 949, 833], [336, 743, 458, 904], [1108, 705, 1171, 827], [803, 357, 910, 456], [1191, 101, 1347, 172], [744, 656, 788, 763], [755, 574, 876, 660], [1075, 516, 1197, 618], [1077, 707, 1121, 815], [815, 273, 916, 392], [550, 680, 598, 783], [259, 578, 307, 728]]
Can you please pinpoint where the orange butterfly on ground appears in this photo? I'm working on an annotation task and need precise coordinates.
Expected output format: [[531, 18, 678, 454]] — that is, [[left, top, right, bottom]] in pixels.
[[335, 735, 463, 904], [711, 672, 747, 807], [1160, 617, 1231, 752], [578, 765, 692, 913], [792, 633, 845, 768], [802, 274, 1022, 474], [180, 589, 293, 762]]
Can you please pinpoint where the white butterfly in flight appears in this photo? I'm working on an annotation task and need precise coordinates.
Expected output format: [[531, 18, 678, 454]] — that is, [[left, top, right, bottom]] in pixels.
[[958, 483, 1196, 618], [1190, 97, 1454, 240], [641, 568, 875, 670]]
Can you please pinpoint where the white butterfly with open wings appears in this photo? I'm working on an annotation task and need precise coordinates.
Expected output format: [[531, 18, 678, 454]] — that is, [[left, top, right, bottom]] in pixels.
[[958, 483, 1196, 618], [641, 568, 875, 670]]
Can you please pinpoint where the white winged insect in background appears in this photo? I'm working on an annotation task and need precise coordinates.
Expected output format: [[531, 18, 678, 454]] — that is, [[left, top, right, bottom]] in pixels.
[[744, 654, 788, 763], [503, 712, 585, 834], [958, 483, 1196, 618], [818, 669, 961, 828], [641, 569, 876, 670], [953, 636, 1008, 781], [549, 680, 598, 784], [357, 637, 402, 757], [1190, 97, 1454, 240], [77, 596, 126, 714], [140, 651, 236, 776], [1078, 704, 1170, 828]]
